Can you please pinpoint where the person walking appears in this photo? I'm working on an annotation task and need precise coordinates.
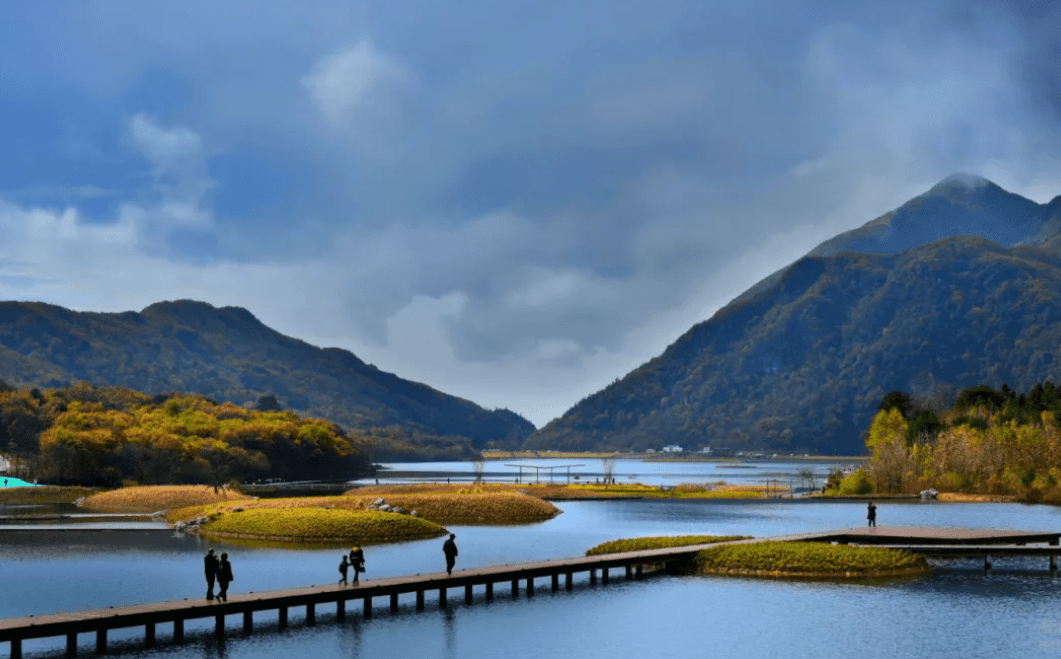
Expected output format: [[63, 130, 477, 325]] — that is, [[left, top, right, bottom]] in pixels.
[[443, 533, 458, 575], [349, 545, 365, 584], [216, 552, 234, 602], [204, 548, 218, 600], [338, 555, 350, 586], [867, 501, 877, 528]]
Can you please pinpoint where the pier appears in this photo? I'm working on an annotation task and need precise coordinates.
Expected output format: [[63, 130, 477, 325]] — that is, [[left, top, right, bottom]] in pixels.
[[3, 527, 1058, 658]]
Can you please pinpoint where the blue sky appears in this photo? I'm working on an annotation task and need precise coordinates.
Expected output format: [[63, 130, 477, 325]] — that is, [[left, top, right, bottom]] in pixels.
[[1, 1, 1059, 426]]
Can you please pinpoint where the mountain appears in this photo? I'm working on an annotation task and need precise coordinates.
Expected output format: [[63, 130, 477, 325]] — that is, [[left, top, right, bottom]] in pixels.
[[0, 300, 534, 447], [527, 175, 1061, 455]]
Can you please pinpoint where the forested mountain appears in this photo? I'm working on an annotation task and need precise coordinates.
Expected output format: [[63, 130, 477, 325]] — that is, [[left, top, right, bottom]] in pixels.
[[0, 300, 534, 449], [528, 175, 1061, 455]]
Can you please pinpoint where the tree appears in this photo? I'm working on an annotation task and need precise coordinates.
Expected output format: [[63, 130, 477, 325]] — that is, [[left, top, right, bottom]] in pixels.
[[472, 455, 486, 483], [254, 395, 282, 412], [600, 456, 616, 489], [878, 391, 913, 418]]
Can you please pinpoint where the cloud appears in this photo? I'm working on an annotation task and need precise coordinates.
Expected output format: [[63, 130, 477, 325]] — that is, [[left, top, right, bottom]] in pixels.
[[2, 1, 1061, 428], [302, 41, 416, 126]]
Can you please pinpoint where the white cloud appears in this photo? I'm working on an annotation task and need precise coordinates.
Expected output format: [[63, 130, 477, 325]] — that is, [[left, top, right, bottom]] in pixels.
[[302, 41, 415, 125]]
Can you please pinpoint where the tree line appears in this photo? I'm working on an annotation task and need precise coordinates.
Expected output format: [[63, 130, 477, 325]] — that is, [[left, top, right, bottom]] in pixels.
[[1, 381, 371, 487], [859, 382, 1061, 503]]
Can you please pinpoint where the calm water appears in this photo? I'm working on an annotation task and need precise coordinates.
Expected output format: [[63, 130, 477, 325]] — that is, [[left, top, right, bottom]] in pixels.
[[2, 461, 1061, 658]]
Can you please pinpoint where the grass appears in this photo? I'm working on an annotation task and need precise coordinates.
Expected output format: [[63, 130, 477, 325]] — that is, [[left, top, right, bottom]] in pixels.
[[586, 535, 751, 556], [690, 541, 929, 578], [196, 508, 446, 544], [0, 486, 99, 504], [81, 485, 254, 513]]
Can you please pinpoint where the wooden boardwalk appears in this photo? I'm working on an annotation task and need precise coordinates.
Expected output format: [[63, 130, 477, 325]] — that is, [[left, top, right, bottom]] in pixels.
[[2, 527, 1059, 658], [0, 544, 705, 659]]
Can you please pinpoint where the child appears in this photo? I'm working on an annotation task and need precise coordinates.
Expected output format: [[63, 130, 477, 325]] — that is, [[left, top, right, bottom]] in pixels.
[[339, 555, 350, 586]]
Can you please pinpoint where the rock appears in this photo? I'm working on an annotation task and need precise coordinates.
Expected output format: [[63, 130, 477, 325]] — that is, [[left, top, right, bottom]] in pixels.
[[411, 510, 418, 517], [373, 498, 386, 506], [379, 504, 393, 512], [920, 489, 939, 501], [392, 507, 404, 515]]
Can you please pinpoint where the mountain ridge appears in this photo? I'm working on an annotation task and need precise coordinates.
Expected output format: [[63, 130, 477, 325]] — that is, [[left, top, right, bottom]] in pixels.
[[0, 299, 534, 447], [528, 175, 1061, 454]]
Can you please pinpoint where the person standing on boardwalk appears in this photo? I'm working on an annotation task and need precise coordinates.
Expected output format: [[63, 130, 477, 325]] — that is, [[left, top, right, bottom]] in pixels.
[[867, 501, 877, 527], [204, 548, 218, 600], [339, 555, 350, 586], [216, 552, 234, 602], [443, 533, 458, 575], [349, 545, 365, 584]]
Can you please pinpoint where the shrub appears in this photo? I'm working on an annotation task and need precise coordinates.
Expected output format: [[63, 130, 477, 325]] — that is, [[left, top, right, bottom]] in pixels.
[[837, 469, 873, 495]]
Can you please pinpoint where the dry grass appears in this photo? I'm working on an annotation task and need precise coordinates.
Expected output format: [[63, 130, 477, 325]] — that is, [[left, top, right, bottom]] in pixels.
[[200, 508, 446, 544], [81, 485, 255, 513], [0, 486, 99, 504], [168, 489, 559, 526], [936, 492, 1015, 503]]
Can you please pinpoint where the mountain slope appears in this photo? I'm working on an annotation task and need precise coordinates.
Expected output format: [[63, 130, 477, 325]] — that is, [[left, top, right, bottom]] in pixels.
[[0, 300, 534, 446], [528, 177, 1061, 454]]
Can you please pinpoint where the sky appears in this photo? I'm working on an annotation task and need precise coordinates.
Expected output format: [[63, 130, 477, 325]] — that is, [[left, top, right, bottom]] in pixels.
[[1, 1, 1060, 427]]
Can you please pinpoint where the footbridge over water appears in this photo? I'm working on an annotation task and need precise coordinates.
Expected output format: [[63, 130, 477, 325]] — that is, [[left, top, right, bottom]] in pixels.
[[2, 527, 1058, 659]]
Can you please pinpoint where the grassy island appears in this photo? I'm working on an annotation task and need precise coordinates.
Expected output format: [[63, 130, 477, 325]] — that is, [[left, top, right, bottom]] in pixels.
[[690, 541, 929, 578], [190, 508, 446, 545], [586, 535, 750, 555], [82, 485, 254, 512]]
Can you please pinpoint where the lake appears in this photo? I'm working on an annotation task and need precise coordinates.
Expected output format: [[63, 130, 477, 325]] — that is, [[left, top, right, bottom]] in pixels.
[[2, 459, 1060, 658]]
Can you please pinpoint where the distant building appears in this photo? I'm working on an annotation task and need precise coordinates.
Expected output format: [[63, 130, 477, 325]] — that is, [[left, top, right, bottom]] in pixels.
[[662, 445, 684, 453]]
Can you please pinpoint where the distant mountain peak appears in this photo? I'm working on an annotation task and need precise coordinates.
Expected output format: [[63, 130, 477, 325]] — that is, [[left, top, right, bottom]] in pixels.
[[927, 172, 995, 194]]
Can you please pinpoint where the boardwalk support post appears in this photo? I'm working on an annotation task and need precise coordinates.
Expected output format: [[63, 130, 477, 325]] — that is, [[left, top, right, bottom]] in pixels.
[[364, 597, 373, 619], [145, 622, 155, 647], [439, 588, 447, 609], [636, 564, 644, 579], [96, 629, 106, 654], [527, 577, 534, 596], [625, 564, 633, 579], [602, 567, 609, 584], [566, 572, 573, 590], [1051, 555, 1058, 576], [307, 603, 315, 626], [66, 632, 76, 658], [215, 615, 224, 639], [551, 573, 559, 591], [416, 591, 425, 611], [11, 638, 21, 659], [511, 579, 519, 597], [485, 582, 494, 601], [279, 607, 288, 629], [244, 610, 253, 632], [337, 600, 346, 622], [465, 584, 473, 605], [984, 555, 992, 574], [590, 568, 597, 584], [391, 593, 400, 613], [174, 619, 184, 642]]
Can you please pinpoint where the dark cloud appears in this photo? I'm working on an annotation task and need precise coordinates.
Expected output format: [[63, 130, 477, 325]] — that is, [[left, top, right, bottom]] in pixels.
[[1, 1, 1059, 424]]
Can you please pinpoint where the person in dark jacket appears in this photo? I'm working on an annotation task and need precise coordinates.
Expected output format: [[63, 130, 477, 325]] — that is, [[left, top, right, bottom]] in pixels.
[[349, 545, 365, 584], [217, 553, 234, 602], [443, 533, 458, 575], [339, 555, 350, 586], [867, 501, 877, 527], [204, 548, 218, 600]]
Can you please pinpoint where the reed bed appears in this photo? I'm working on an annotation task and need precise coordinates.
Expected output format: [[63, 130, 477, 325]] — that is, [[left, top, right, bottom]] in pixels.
[[690, 541, 929, 578], [199, 508, 446, 544], [586, 535, 751, 556], [82, 485, 254, 513]]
